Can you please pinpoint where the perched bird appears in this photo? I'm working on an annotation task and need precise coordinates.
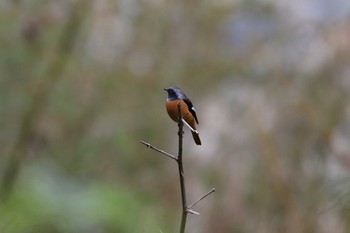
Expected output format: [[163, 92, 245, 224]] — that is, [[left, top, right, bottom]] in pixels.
[[164, 87, 201, 145]]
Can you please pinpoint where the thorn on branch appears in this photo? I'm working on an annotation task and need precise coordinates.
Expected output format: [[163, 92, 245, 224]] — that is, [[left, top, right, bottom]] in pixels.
[[187, 209, 200, 215], [181, 118, 198, 134]]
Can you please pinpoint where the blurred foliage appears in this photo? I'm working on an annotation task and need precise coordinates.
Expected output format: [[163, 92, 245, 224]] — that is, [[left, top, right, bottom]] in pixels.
[[0, 161, 161, 233], [1, 0, 350, 232]]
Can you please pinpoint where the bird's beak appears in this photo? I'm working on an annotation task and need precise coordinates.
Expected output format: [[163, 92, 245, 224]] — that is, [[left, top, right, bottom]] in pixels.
[[164, 88, 168, 92]]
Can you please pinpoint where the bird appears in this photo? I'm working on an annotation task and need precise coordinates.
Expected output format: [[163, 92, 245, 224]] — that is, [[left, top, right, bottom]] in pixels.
[[164, 86, 201, 145]]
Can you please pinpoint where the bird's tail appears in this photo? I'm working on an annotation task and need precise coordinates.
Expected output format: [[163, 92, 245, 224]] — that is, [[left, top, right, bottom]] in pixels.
[[191, 131, 201, 145]]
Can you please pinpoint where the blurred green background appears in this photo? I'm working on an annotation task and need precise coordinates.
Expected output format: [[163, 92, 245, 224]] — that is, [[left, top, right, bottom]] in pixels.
[[1, 0, 350, 232]]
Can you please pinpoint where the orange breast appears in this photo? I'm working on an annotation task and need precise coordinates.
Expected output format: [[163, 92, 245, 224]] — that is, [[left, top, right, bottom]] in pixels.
[[165, 99, 196, 129]]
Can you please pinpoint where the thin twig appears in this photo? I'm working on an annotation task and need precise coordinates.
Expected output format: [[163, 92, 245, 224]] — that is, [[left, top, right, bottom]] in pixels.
[[187, 188, 216, 210], [140, 141, 177, 161]]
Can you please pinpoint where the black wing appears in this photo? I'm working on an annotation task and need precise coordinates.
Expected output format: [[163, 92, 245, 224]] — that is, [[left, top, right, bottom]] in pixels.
[[183, 98, 199, 124]]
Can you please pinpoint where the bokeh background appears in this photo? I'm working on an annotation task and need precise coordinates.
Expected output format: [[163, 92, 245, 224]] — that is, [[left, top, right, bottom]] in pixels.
[[1, 0, 350, 232]]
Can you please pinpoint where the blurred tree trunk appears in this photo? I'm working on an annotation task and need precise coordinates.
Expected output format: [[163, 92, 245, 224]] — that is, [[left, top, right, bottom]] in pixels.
[[0, 0, 91, 201]]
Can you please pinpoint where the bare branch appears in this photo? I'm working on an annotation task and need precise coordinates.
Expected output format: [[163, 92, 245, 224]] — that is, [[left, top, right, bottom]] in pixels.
[[140, 141, 177, 161], [141, 100, 215, 233], [177, 102, 188, 233]]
